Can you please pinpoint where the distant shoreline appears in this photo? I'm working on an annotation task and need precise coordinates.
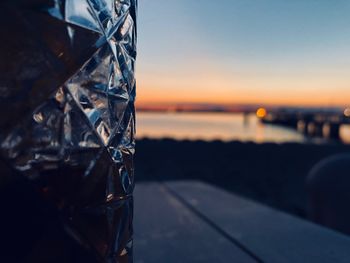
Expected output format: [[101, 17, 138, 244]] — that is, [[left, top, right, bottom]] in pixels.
[[137, 108, 253, 114], [136, 104, 345, 114], [137, 109, 248, 114]]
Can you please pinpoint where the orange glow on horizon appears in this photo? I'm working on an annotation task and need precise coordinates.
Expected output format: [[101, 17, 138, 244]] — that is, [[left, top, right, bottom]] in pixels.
[[137, 84, 350, 108], [137, 58, 350, 108]]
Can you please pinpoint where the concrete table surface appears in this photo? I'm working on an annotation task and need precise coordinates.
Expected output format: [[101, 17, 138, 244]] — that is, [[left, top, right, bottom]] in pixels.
[[134, 181, 350, 263]]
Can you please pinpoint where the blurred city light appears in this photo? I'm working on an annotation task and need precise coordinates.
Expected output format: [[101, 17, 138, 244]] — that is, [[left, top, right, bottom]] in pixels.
[[256, 108, 267, 118]]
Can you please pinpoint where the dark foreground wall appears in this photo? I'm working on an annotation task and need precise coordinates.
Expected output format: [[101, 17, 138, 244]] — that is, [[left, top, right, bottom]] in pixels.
[[135, 139, 350, 218]]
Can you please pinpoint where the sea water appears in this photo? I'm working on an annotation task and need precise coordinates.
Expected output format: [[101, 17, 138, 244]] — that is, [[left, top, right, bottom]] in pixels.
[[137, 112, 350, 144]]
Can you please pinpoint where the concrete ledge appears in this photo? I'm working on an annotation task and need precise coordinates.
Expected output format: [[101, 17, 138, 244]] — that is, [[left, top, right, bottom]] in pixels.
[[134, 181, 350, 263]]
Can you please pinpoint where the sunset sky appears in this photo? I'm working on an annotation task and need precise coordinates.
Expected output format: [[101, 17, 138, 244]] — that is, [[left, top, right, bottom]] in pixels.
[[137, 0, 350, 107]]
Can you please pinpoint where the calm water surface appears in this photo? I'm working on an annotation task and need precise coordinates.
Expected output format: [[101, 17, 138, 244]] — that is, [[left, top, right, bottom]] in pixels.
[[137, 112, 350, 144]]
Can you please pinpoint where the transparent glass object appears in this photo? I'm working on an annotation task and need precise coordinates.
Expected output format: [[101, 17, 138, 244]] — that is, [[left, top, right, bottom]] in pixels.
[[0, 1, 136, 262]]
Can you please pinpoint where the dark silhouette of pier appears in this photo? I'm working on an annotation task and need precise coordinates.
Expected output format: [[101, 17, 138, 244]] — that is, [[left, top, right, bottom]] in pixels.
[[259, 108, 350, 140]]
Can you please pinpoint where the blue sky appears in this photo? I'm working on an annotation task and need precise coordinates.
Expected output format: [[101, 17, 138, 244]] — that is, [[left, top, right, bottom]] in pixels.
[[137, 0, 350, 106]]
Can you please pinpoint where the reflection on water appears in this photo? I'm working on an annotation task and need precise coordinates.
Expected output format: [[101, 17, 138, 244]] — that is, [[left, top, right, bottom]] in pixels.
[[137, 112, 350, 144]]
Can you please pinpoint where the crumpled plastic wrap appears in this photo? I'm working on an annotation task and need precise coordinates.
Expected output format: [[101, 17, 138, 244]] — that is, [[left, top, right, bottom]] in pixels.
[[0, 1, 136, 262]]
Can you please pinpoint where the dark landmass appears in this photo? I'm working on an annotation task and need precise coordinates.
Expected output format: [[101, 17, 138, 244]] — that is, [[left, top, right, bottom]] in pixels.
[[135, 139, 350, 219], [136, 102, 343, 114]]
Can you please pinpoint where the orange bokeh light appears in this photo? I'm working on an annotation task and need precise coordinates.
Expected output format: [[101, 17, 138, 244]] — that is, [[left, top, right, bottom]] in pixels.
[[344, 108, 350, 117], [256, 108, 267, 118]]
